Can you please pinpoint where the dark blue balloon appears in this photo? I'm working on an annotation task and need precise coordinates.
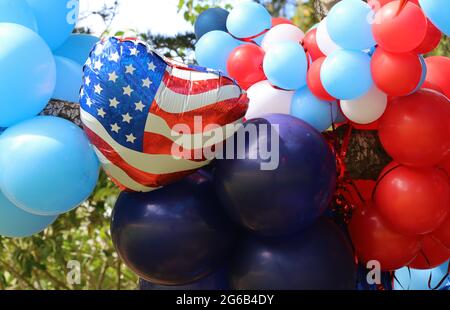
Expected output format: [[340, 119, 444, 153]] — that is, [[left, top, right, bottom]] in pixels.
[[230, 218, 356, 290], [194, 8, 229, 40], [139, 267, 231, 290], [111, 172, 237, 286], [214, 114, 337, 236]]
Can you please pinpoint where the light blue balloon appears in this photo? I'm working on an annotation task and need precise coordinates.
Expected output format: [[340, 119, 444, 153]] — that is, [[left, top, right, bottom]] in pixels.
[[0, 190, 57, 238], [0, 116, 100, 216], [420, 0, 450, 36], [0, 23, 56, 128], [263, 41, 308, 90], [291, 87, 338, 132], [321, 49, 373, 100], [54, 34, 99, 66], [394, 261, 449, 290], [53, 56, 83, 103], [409, 55, 428, 95], [226, 1, 271, 39], [195, 30, 240, 74], [327, 0, 376, 51], [0, 0, 37, 31], [26, 0, 79, 50]]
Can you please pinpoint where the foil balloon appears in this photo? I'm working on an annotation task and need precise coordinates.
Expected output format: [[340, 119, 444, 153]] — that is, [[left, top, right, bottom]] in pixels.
[[81, 38, 248, 192]]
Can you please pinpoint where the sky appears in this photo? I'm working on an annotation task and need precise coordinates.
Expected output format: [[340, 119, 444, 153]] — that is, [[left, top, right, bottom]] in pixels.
[[77, 0, 239, 36]]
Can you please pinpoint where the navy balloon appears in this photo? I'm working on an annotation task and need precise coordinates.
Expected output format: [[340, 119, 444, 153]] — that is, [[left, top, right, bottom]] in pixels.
[[139, 267, 231, 290], [230, 218, 357, 290], [194, 8, 229, 40], [214, 114, 337, 236], [111, 173, 237, 285]]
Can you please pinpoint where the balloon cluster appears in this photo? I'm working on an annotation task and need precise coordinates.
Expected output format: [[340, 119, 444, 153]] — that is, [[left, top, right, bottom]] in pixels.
[[0, 0, 101, 238]]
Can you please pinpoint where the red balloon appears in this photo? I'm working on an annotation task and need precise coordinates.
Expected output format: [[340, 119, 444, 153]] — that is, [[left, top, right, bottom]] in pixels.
[[227, 44, 266, 90], [374, 165, 450, 236], [373, 0, 420, 7], [424, 56, 450, 98], [349, 203, 421, 271], [440, 155, 450, 175], [372, 1, 428, 53], [414, 20, 442, 54], [378, 90, 450, 167], [307, 57, 335, 101], [371, 48, 422, 96], [342, 180, 376, 209], [272, 17, 293, 27], [302, 28, 325, 62], [432, 214, 450, 249], [409, 235, 450, 269], [351, 120, 380, 131]]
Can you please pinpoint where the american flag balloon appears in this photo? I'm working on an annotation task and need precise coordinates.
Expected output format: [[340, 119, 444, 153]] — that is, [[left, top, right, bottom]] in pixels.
[[80, 37, 248, 192]]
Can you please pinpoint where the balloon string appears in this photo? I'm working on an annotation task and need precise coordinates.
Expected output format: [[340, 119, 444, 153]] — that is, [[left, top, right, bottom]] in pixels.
[[232, 28, 270, 45]]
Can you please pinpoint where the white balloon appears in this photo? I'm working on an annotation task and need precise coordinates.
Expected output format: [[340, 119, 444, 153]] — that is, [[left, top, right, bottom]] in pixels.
[[246, 80, 294, 119], [341, 85, 388, 124], [261, 24, 305, 52], [316, 18, 342, 55]]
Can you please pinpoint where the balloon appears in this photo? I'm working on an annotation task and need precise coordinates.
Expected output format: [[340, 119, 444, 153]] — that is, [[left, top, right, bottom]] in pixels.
[[409, 236, 450, 269], [372, 1, 428, 53], [372, 0, 420, 7], [307, 57, 335, 101], [302, 28, 325, 62], [349, 202, 421, 271], [341, 85, 388, 125], [394, 261, 450, 290], [82, 38, 248, 192], [0, 0, 37, 31], [195, 30, 240, 73], [230, 219, 356, 290], [271, 17, 293, 27], [53, 56, 83, 103], [342, 180, 377, 210], [419, 0, 450, 36], [111, 174, 236, 285], [245, 80, 294, 119], [227, 44, 266, 90], [194, 7, 229, 40], [26, 0, 79, 50], [214, 114, 336, 236], [261, 24, 305, 52], [378, 90, 450, 167], [263, 41, 308, 90], [321, 49, 373, 100], [414, 19, 442, 54], [316, 17, 342, 55], [423, 56, 450, 98], [409, 54, 428, 94], [0, 189, 57, 238], [0, 116, 100, 216], [226, 2, 271, 39], [432, 214, 450, 249], [290, 87, 338, 132], [53, 34, 100, 66], [139, 267, 231, 290], [371, 48, 423, 97], [0, 23, 56, 128], [374, 166, 450, 236], [327, 0, 376, 51]]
